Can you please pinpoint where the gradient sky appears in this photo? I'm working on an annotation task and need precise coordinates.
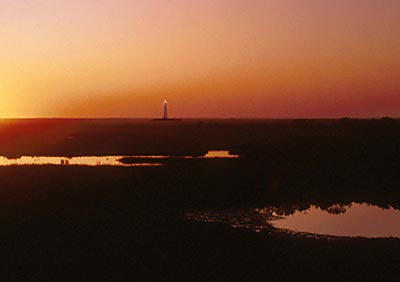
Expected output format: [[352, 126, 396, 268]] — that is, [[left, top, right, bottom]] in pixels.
[[1, 0, 400, 118]]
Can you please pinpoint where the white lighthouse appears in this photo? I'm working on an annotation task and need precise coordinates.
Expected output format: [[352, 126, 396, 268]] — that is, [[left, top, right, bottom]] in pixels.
[[163, 99, 168, 119], [154, 99, 180, 121]]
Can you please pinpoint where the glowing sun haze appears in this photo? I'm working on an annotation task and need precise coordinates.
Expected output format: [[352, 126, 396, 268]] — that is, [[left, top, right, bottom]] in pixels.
[[1, 0, 400, 118]]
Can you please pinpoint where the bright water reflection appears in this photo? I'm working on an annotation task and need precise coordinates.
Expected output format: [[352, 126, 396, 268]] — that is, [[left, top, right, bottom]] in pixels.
[[271, 203, 400, 238], [0, 156, 163, 167], [203, 150, 239, 158], [0, 150, 239, 167], [186, 203, 400, 238]]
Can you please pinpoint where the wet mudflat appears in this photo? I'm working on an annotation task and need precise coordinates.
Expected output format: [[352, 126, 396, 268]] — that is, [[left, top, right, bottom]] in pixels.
[[1, 119, 400, 281]]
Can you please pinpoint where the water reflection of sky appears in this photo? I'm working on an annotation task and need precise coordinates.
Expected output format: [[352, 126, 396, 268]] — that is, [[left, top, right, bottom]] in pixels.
[[272, 203, 400, 238], [0, 156, 163, 167], [186, 203, 400, 239], [0, 150, 239, 167], [203, 150, 239, 158]]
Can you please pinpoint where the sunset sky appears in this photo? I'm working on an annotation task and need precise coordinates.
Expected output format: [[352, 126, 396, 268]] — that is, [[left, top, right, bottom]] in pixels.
[[1, 0, 400, 118]]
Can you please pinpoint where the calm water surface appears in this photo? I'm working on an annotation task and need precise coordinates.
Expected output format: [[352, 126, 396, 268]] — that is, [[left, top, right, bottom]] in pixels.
[[187, 203, 400, 238], [0, 150, 238, 167], [272, 203, 400, 238], [0, 156, 163, 167]]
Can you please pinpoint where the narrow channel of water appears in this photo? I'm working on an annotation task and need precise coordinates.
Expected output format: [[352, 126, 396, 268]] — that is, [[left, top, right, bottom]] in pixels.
[[0, 156, 163, 167], [0, 150, 239, 167]]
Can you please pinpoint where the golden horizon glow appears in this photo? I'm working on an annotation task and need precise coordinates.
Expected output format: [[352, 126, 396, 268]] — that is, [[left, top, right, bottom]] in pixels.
[[1, 0, 400, 118]]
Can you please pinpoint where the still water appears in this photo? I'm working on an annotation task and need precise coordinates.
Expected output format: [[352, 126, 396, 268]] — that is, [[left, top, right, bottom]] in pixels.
[[0, 156, 163, 167], [0, 150, 239, 167], [203, 150, 239, 158], [271, 203, 400, 238], [186, 203, 400, 238]]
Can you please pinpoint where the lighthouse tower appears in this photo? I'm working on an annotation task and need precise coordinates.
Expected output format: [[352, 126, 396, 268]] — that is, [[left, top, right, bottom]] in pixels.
[[163, 99, 168, 119], [154, 99, 180, 121]]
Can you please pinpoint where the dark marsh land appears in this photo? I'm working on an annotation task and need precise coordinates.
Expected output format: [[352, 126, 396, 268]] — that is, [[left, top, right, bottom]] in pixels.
[[1, 118, 400, 281]]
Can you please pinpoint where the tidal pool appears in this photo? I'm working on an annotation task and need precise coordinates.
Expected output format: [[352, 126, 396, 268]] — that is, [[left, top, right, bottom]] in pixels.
[[271, 203, 400, 238], [186, 203, 400, 238]]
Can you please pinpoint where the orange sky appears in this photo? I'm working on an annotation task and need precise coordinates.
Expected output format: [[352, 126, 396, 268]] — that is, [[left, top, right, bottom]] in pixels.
[[1, 0, 400, 118]]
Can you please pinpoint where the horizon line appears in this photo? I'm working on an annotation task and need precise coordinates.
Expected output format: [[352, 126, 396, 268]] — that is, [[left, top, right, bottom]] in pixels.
[[0, 116, 398, 120]]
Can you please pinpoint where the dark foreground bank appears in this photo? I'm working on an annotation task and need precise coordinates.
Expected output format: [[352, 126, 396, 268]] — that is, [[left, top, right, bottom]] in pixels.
[[1, 162, 400, 282], [0, 119, 400, 281]]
